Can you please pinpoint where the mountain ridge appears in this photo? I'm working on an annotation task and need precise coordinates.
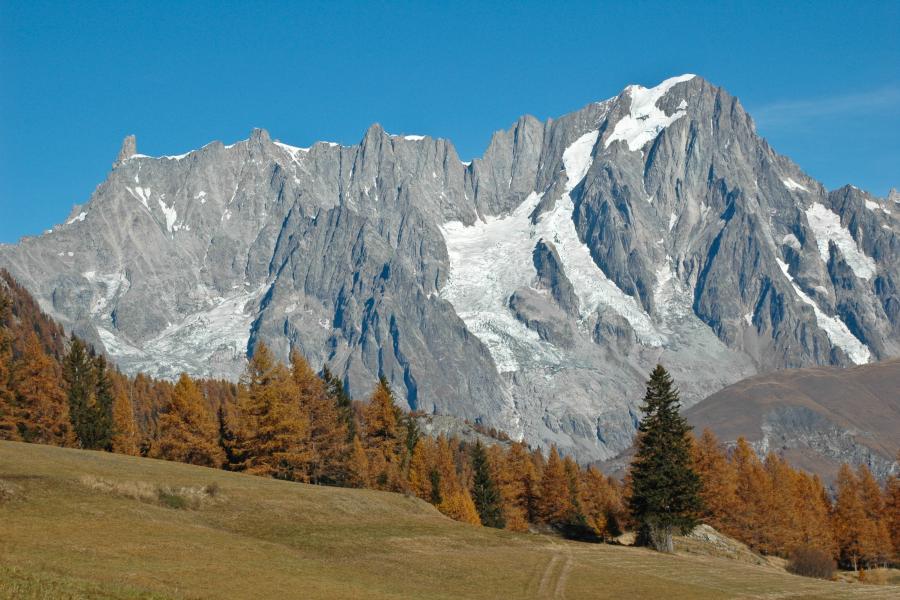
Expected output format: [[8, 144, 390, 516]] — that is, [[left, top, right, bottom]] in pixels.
[[2, 74, 897, 462]]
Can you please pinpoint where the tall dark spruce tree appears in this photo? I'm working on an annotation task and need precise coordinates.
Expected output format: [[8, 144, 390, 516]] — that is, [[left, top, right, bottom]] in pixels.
[[628, 365, 701, 553], [322, 365, 355, 440], [63, 336, 114, 450], [470, 440, 505, 529]]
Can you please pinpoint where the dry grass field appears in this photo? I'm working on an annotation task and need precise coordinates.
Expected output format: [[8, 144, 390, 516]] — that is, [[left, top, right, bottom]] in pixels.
[[1, 441, 897, 599]]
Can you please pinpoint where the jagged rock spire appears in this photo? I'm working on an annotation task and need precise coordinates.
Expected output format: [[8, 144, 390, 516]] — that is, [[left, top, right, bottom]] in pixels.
[[114, 135, 137, 168]]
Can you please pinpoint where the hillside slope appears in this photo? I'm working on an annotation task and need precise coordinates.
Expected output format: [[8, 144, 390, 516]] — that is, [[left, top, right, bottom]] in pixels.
[[2, 442, 898, 599], [685, 359, 900, 481]]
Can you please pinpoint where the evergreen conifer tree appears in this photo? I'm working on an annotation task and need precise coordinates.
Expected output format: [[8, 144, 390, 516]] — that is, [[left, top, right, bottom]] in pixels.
[[628, 365, 701, 553], [470, 441, 505, 528], [321, 365, 355, 440]]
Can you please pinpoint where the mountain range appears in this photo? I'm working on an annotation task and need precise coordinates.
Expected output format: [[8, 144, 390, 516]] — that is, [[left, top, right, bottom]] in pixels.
[[2, 74, 897, 462]]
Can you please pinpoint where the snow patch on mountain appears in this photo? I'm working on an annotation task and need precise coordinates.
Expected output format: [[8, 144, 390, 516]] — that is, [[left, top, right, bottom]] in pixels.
[[67, 211, 87, 225], [605, 74, 695, 152], [776, 258, 870, 364], [782, 178, 809, 192], [158, 199, 178, 233], [125, 186, 152, 209], [805, 203, 877, 280], [274, 142, 309, 163]]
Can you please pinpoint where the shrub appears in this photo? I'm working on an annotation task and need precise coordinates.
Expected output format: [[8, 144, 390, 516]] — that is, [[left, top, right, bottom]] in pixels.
[[787, 545, 836, 580], [157, 489, 189, 510]]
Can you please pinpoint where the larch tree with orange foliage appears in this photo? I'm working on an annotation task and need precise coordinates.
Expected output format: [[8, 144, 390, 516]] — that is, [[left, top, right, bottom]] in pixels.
[[885, 461, 900, 562], [791, 471, 836, 556], [290, 351, 347, 484], [8, 331, 71, 445], [691, 429, 737, 531], [538, 446, 573, 526], [110, 371, 140, 456], [361, 376, 405, 491], [433, 435, 480, 525], [857, 464, 893, 566], [153, 373, 224, 467], [580, 466, 625, 540], [345, 434, 370, 488], [235, 343, 311, 480], [833, 464, 872, 571], [0, 293, 20, 441], [729, 437, 769, 551], [407, 435, 437, 501]]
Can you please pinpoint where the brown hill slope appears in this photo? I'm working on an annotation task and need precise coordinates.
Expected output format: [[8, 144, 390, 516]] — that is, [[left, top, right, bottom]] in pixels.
[[685, 359, 900, 482], [3, 441, 898, 599]]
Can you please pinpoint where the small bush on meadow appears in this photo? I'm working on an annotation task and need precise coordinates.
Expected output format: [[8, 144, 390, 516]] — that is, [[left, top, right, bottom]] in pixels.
[[786, 545, 836, 580], [79, 475, 221, 509]]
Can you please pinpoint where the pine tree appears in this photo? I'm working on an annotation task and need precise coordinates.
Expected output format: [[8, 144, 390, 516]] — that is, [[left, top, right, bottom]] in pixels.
[[63, 336, 94, 447], [470, 441, 504, 528], [87, 353, 115, 451], [628, 365, 701, 553], [153, 373, 224, 467], [538, 446, 573, 526], [321, 364, 355, 440], [235, 343, 312, 480]]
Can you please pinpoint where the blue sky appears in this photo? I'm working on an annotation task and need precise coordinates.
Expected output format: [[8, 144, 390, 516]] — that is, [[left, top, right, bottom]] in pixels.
[[1, 0, 897, 243]]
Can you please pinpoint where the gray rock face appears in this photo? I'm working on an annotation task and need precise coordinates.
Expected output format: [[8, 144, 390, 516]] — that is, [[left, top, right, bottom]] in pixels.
[[2, 75, 898, 462]]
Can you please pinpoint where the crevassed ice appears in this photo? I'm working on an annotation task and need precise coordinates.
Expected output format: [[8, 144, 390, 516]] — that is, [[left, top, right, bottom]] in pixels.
[[776, 258, 870, 364], [440, 130, 662, 372], [605, 74, 695, 152], [98, 285, 267, 378], [805, 203, 876, 280]]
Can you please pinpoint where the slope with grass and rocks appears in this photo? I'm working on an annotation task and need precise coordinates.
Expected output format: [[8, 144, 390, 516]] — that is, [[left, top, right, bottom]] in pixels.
[[2, 441, 898, 599]]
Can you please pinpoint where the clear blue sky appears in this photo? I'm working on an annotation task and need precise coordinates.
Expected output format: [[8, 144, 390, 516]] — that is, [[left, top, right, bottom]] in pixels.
[[1, 1, 897, 243]]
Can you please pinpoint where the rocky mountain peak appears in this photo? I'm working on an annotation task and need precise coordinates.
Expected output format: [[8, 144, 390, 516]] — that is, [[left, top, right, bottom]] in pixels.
[[2, 75, 897, 463], [113, 134, 137, 167]]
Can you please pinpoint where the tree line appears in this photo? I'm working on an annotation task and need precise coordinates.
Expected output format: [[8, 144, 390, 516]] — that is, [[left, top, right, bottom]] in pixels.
[[0, 269, 897, 569]]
